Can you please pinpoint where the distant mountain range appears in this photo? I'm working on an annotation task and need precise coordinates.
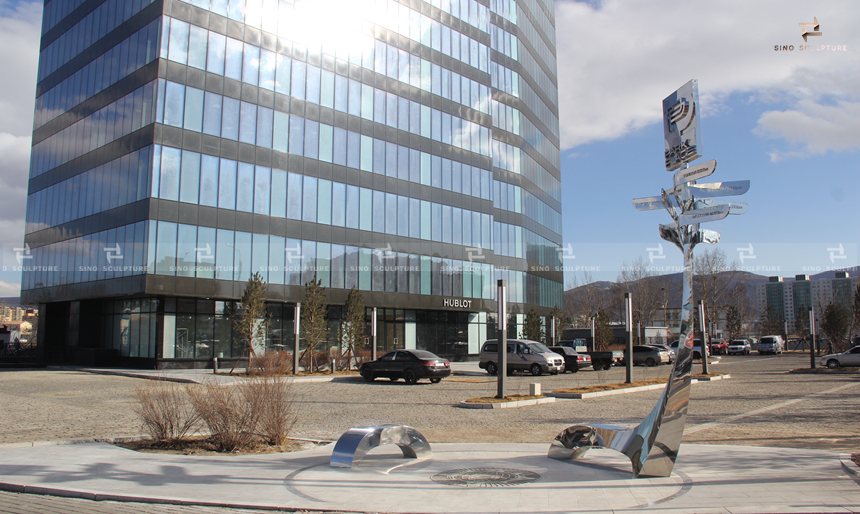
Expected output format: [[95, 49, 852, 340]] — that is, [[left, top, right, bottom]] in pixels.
[[564, 267, 858, 304]]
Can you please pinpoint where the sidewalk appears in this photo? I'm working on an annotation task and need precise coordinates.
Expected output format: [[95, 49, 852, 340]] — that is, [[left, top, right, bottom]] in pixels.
[[0, 441, 858, 513]]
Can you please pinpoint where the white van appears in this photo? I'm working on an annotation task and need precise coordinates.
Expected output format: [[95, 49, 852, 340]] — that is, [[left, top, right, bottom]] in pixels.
[[478, 339, 564, 376], [758, 335, 784, 355]]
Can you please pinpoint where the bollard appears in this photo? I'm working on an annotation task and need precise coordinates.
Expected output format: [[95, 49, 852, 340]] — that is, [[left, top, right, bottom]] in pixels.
[[530, 383, 541, 396], [213, 357, 218, 372]]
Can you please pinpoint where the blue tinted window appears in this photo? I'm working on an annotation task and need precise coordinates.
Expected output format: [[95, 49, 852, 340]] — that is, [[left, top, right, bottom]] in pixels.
[[236, 163, 254, 213]]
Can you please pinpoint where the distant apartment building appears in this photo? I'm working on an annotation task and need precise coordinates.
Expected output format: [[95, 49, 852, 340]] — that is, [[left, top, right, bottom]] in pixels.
[[0, 305, 29, 323], [756, 272, 859, 329]]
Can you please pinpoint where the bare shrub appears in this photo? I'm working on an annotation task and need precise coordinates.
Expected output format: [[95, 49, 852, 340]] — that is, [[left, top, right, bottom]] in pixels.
[[242, 377, 297, 446], [186, 381, 258, 452], [300, 349, 329, 373], [133, 380, 200, 444], [249, 350, 293, 376], [353, 349, 371, 368]]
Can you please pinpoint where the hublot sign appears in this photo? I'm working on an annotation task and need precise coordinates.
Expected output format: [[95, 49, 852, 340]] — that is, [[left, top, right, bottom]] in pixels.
[[443, 298, 473, 309]]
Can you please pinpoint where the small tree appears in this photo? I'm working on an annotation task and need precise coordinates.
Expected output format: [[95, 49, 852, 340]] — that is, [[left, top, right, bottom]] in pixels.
[[521, 308, 544, 342], [548, 304, 563, 345], [851, 283, 860, 342], [340, 287, 365, 370], [725, 306, 742, 341], [794, 306, 810, 339], [301, 277, 328, 372], [594, 307, 614, 351], [821, 302, 850, 353], [759, 305, 784, 336], [230, 272, 269, 374]]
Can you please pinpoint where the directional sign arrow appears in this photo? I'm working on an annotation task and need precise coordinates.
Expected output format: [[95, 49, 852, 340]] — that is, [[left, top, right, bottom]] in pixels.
[[694, 228, 721, 245], [673, 159, 716, 186], [632, 197, 665, 211], [677, 180, 750, 198], [678, 204, 730, 226], [694, 199, 748, 215]]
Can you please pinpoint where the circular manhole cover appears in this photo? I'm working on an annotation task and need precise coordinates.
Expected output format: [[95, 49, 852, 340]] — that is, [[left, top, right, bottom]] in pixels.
[[431, 468, 541, 487]]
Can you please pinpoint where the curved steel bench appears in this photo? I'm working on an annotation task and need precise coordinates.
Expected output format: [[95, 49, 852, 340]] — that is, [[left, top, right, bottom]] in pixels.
[[330, 425, 431, 468]]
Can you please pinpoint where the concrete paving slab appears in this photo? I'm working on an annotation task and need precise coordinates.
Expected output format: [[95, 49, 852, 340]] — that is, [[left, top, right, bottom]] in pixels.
[[0, 442, 858, 513]]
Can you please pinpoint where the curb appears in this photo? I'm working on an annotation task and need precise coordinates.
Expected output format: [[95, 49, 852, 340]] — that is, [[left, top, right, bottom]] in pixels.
[[458, 397, 556, 409], [52, 366, 362, 384], [546, 374, 731, 399], [0, 435, 148, 450]]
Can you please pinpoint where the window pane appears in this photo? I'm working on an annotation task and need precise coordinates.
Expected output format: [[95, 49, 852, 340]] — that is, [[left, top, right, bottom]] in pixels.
[[302, 176, 317, 222], [253, 165, 270, 215], [179, 150, 200, 204], [217, 158, 236, 209], [199, 154, 219, 207], [236, 162, 254, 213]]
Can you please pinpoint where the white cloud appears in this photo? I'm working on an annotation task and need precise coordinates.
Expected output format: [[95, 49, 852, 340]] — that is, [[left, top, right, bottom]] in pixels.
[[755, 98, 860, 160], [0, 1, 41, 138], [554, 0, 860, 153], [0, 280, 20, 297]]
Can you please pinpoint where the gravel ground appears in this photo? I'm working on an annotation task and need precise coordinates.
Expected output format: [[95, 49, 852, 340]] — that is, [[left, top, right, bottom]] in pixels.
[[1, 355, 858, 452]]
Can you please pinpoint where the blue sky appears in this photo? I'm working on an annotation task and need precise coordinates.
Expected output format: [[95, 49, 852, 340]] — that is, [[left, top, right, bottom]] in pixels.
[[554, 0, 860, 286], [0, 0, 857, 295]]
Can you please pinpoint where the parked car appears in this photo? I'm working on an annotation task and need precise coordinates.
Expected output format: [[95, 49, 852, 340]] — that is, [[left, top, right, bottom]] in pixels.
[[708, 338, 729, 355], [648, 343, 675, 363], [479, 339, 564, 376], [758, 335, 784, 355], [556, 339, 622, 370], [360, 349, 450, 384], [819, 345, 860, 369], [727, 339, 752, 355], [670, 339, 710, 360], [630, 345, 670, 366], [549, 346, 592, 373]]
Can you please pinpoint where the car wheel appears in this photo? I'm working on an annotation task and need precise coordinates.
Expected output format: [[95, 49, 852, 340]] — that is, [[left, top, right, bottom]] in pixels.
[[827, 359, 840, 369], [430, 377, 441, 384], [693, 351, 701, 360], [530, 364, 542, 376], [645, 357, 656, 367], [361, 367, 374, 382], [404, 369, 418, 385], [570, 365, 579, 373], [486, 362, 498, 376]]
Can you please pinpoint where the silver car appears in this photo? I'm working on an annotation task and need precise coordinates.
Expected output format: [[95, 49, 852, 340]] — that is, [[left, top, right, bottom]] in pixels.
[[819, 345, 860, 369], [478, 339, 564, 376], [728, 339, 752, 355]]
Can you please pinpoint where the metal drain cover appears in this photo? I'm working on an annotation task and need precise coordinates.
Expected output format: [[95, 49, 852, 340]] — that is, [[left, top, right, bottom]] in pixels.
[[431, 468, 541, 487]]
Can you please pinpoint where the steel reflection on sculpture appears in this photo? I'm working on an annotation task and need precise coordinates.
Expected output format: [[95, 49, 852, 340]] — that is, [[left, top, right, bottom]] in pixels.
[[330, 425, 432, 469], [548, 333, 693, 477]]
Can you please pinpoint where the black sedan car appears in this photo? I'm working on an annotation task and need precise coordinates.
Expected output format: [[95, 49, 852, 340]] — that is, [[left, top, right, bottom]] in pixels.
[[360, 349, 451, 384], [548, 346, 592, 372]]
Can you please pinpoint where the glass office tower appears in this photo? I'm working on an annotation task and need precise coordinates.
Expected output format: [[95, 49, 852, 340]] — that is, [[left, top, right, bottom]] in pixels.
[[23, 0, 562, 367]]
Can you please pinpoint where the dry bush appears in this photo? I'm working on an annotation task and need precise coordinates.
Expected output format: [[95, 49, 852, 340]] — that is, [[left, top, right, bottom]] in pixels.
[[300, 349, 330, 372], [242, 377, 297, 446], [133, 380, 200, 444], [249, 350, 293, 376], [186, 381, 258, 452], [353, 350, 371, 367]]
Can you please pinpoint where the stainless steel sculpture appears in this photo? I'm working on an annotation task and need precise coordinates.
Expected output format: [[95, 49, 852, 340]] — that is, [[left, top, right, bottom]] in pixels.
[[330, 425, 431, 469], [550, 80, 748, 478]]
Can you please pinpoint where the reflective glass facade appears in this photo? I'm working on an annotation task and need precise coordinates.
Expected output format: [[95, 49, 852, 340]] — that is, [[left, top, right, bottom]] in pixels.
[[23, 0, 562, 366]]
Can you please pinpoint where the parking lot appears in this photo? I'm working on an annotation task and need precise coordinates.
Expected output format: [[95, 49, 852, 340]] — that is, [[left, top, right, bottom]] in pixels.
[[1, 354, 858, 452]]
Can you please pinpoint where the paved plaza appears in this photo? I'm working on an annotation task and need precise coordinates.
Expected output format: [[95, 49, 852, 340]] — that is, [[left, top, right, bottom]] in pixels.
[[0, 354, 859, 513]]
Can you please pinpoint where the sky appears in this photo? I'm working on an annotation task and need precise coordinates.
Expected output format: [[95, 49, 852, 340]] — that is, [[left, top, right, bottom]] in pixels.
[[0, 0, 857, 296]]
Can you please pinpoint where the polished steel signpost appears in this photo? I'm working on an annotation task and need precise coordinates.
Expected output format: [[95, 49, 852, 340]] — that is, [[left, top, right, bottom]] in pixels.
[[549, 80, 749, 478], [496, 280, 507, 399]]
